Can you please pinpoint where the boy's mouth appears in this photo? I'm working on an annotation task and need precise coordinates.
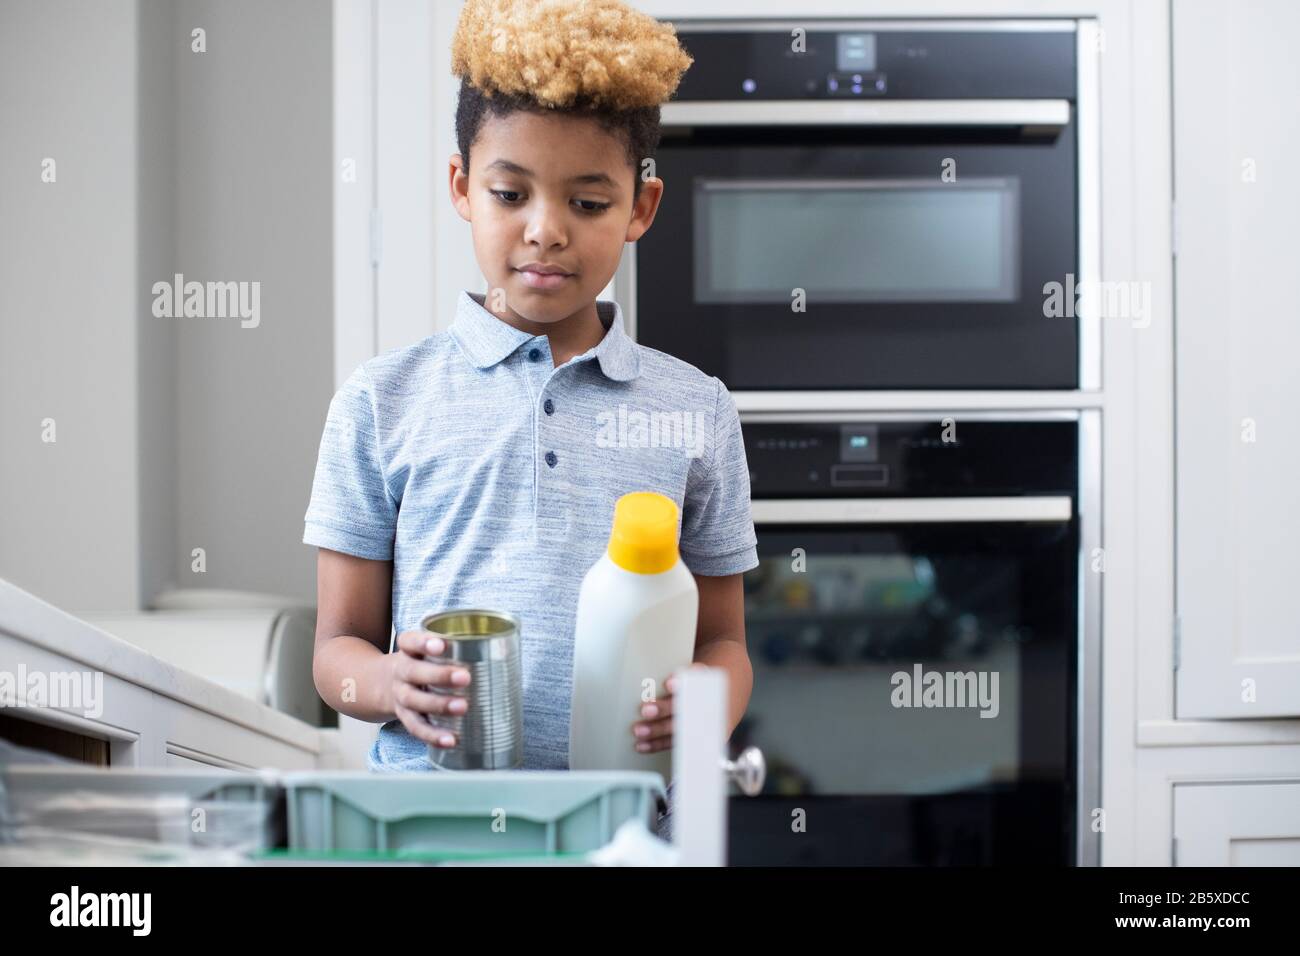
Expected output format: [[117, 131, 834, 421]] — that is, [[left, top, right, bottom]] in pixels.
[[514, 266, 575, 291]]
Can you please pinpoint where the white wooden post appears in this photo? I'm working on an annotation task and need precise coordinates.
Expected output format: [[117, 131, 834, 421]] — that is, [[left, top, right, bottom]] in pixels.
[[672, 666, 727, 866]]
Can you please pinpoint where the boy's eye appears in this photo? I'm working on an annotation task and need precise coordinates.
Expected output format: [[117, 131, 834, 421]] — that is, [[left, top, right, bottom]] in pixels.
[[489, 189, 610, 215]]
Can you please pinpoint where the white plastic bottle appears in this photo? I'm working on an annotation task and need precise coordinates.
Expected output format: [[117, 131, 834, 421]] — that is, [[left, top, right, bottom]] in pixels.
[[569, 492, 699, 780]]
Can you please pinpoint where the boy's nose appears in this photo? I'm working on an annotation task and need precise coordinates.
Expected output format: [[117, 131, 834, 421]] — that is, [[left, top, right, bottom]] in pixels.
[[523, 205, 568, 247]]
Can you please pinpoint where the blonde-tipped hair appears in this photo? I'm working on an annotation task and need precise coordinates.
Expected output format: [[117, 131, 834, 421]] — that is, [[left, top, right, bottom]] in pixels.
[[451, 0, 693, 111]]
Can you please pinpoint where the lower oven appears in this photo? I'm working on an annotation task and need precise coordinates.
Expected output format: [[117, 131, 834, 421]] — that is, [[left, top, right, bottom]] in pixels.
[[727, 412, 1100, 865]]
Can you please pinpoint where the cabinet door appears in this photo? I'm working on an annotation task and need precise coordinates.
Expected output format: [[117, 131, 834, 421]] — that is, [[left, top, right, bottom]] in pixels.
[[1173, 0, 1300, 718], [1174, 782, 1300, 865]]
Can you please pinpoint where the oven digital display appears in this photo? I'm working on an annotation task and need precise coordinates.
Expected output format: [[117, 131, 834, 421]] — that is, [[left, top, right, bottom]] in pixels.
[[836, 33, 877, 72], [840, 424, 880, 462]]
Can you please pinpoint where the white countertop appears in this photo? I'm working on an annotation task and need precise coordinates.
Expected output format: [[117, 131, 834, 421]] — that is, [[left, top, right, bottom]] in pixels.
[[0, 576, 322, 754]]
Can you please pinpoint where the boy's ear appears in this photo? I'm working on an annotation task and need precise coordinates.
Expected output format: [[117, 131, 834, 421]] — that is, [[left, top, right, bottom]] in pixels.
[[449, 153, 472, 222], [625, 176, 664, 243]]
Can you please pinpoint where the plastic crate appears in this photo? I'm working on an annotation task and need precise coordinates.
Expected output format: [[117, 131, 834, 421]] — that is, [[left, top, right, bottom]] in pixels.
[[0, 764, 283, 853], [278, 770, 666, 862]]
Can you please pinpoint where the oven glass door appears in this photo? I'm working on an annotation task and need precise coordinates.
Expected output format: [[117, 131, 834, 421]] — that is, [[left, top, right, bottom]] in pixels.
[[637, 122, 1077, 389], [728, 519, 1078, 865]]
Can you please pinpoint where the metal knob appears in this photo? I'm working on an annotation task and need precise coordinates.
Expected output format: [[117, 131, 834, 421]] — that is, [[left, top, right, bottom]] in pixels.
[[722, 746, 766, 796]]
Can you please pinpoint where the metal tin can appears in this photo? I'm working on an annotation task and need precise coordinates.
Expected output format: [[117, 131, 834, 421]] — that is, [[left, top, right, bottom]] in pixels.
[[418, 609, 523, 770]]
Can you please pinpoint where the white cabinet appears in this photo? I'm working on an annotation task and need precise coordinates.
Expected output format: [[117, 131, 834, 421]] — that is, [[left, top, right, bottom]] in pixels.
[[0, 579, 323, 770], [1173, 0, 1300, 718], [1174, 782, 1300, 865]]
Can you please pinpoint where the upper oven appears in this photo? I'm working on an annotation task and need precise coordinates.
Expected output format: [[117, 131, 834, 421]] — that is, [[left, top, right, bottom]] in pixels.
[[626, 20, 1099, 391]]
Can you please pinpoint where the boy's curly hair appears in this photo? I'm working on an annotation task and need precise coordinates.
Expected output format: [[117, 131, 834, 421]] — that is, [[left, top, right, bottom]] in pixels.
[[451, 0, 693, 201]]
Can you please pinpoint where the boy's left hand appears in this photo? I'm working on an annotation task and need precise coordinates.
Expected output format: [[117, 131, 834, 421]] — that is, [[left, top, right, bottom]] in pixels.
[[631, 663, 709, 754]]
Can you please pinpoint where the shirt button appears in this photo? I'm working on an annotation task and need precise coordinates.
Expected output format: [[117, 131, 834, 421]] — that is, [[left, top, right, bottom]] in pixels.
[[543, 399, 555, 415], [528, 348, 542, 362], [545, 450, 558, 468]]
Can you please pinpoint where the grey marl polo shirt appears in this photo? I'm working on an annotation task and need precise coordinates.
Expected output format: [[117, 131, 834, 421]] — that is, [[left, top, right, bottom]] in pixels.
[[303, 289, 758, 772]]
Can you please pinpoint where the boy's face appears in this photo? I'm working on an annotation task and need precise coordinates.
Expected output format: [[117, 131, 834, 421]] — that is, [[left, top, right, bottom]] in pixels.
[[450, 110, 663, 326]]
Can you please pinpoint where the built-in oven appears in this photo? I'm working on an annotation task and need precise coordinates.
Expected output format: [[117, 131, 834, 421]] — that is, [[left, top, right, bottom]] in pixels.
[[725, 412, 1100, 865], [623, 20, 1099, 391]]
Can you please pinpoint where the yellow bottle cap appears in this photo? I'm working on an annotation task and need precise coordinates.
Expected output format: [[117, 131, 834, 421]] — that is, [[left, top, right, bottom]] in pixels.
[[606, 492, 680, 574]]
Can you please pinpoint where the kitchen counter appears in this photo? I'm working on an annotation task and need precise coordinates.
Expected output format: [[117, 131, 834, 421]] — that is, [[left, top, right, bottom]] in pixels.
[[0, 576, 326, 769]]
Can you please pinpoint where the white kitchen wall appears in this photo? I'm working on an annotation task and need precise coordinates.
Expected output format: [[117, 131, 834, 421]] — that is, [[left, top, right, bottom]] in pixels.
[[170, 0, 333, 605], [1, 0, 334, 612], [0, 0, 152, 613]]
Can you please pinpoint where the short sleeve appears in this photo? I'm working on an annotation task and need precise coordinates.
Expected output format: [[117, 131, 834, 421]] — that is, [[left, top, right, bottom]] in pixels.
[[678, 378, 759, 576], [302, 364, 398, 560]]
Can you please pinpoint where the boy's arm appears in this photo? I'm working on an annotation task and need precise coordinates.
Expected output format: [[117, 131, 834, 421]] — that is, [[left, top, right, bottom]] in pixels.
[[670, 379, 758, 742], [691, 571, 752, 739], [312, 547, 398, 723]]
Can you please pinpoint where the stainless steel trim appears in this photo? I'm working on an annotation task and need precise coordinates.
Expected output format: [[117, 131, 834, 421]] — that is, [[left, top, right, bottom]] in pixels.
[[741, 409, 1081, 424], [697, 176, 1015, 191], [671, 19, 1078, 33], [735, 393, 1102, 413], [1076, 20, 1102, 391], [1077, 409, 1103, 866], [752, 496, 1073, 524], [660, 99, 1071, 129]]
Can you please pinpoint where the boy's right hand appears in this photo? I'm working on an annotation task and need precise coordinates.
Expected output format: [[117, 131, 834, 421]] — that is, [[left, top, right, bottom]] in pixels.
[[391, 631, 472, 749]]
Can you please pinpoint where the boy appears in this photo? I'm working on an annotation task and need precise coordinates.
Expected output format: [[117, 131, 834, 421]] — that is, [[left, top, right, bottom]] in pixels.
[[303, 0, 758, 838]]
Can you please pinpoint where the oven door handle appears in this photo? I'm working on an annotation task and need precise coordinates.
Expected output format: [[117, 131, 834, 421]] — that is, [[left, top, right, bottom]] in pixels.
[[751, 496, 1073, 524], [661, 99, 1070, 132]]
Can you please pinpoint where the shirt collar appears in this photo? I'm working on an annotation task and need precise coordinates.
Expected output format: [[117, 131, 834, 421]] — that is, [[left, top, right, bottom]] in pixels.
[[450, 289, 641, 382]]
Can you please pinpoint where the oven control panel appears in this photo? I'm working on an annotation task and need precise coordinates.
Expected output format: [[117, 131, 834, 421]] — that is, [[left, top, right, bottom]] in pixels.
[[743, 419, 1077, 497], [670, 27, 1076, 102]]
